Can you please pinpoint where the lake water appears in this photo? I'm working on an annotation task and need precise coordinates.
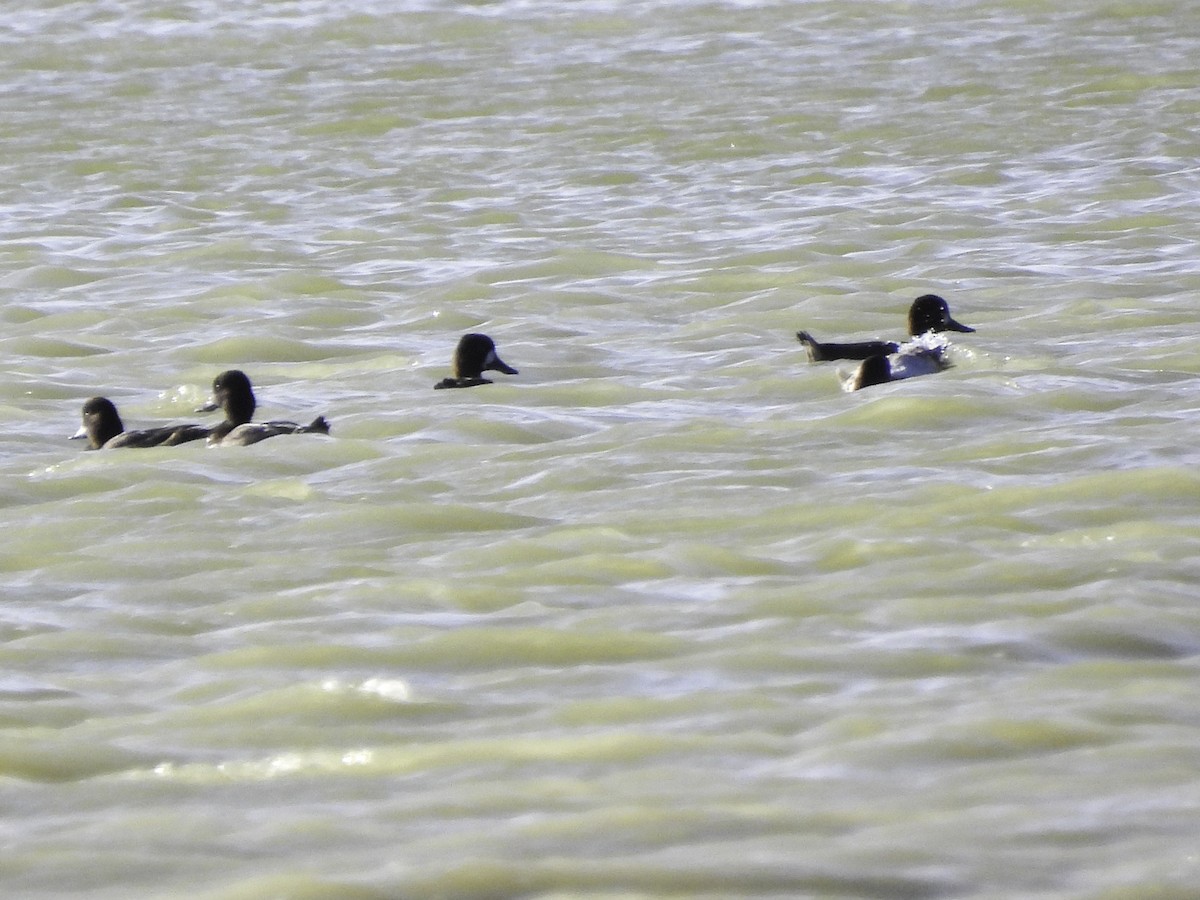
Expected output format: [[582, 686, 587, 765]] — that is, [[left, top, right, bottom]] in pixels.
[[3, 1, 1200, 897]]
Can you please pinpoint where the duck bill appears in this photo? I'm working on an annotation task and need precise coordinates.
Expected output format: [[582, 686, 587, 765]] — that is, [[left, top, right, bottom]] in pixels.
[[196, 399, 219, 413], [946, 317, 975, 333], [70, 425, 87, 440], [486, 353, 518, 375]]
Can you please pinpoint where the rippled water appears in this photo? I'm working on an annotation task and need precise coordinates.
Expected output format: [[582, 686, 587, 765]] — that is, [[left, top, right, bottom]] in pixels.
[[4, 1, 1200, 897]]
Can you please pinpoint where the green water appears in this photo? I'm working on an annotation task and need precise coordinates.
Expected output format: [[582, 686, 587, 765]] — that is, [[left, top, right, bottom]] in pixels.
[[2, 1, 1200, 897]]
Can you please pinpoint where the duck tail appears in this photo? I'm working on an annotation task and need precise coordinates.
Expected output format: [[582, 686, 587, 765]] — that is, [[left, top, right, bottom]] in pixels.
[[796, 331, 825, 362]]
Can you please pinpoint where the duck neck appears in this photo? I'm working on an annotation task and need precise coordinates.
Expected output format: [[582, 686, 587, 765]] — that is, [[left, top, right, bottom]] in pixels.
[[224, 395, 255, 427]]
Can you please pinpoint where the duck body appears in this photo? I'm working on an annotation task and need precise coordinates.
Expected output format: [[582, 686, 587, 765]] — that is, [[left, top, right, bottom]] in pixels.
[[433, 376, 496, 390], [212, 417, 331, 447], [839, 333, 953, 392], [106, 424, 213, 449], [798, 293, 974, 363], [434, 333, 518, 390], [73, 397, 210, 450], [200, 370, 330, 446]]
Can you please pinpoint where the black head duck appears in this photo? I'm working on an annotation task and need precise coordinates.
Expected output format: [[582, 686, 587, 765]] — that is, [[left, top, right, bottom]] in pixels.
[[200, 370, 330, 446], [434, 334, 518, 390], [72, 396, 210, 450], [797, 293, 975, 362]]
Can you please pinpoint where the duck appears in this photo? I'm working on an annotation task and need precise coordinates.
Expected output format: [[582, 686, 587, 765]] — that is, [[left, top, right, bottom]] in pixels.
[[199, 370, 330, 446], [72, 397, 210, 450], [839, 332, 954, 392], [797, 293, 975, 362], [434, 333, 518, 390]]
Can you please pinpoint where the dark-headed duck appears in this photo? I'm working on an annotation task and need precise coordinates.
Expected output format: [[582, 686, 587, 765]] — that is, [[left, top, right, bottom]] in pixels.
[[200, 370, 330, 446], [72, 397, 210, 450], [434, 333, 518, 390], [797, 294, 975, 362]]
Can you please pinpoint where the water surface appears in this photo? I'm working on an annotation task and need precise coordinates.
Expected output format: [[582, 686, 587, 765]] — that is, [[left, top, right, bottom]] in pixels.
[[3, 1, 1200, 897]]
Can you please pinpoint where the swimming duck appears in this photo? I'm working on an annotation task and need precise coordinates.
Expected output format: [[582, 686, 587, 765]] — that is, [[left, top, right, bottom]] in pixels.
[[199, 370, 330, 446], [839, 333, 953, 392], [797, 293, 975, 362], [72, 397, 210, 450], [434, 333, 518, 390]]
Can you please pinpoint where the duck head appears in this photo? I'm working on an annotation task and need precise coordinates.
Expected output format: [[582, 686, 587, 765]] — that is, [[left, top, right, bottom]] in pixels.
[[908, 294, 975, 337], [72, 397, 124, 449], [198, 369, 257, 426], [453, 333, 518, 380]]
